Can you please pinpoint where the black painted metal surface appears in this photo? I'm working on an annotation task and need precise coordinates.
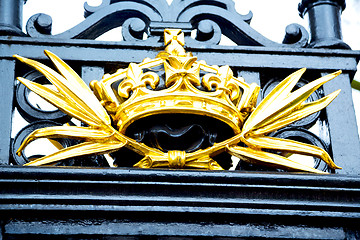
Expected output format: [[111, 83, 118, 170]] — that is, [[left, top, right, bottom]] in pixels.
[[0, 0, 360, 238], [0, 0, 24, 36], [1, 167, 360, 239], [299, 0, 350, 49]]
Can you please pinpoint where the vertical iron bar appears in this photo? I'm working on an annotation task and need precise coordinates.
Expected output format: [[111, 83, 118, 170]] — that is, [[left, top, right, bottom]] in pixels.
[[0, 59, 16, 165], [321, 72, 360, 174], [298, 0, 350, 49], [81, 66, 105, 86], [0, 0, 24, 36]]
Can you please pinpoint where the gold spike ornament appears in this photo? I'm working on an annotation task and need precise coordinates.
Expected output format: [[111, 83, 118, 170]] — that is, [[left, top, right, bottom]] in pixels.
[[14, 29, 342, 174]]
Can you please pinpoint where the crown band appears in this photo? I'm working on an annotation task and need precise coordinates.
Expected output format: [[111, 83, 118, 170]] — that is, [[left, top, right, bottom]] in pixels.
[[115, 93, 244, 134]]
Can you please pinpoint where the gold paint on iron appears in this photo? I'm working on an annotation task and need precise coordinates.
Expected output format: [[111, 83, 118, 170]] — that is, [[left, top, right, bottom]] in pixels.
[[14, 29, 342, 174]]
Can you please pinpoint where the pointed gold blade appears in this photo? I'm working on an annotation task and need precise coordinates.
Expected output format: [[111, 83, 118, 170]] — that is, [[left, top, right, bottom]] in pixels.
[[185, 156, 224, 170], [227, 145, 327, 174], [243, 136, 341, 169], [14, 55, 105, 126], [252, 90, 341, 136], [24, 141, 125, 166], [242, 68, 306, 134], [17, 77, 101, 126], [245, 70, 341, 134], [17, 126, 113, 155], [44, 50, 111, 125]]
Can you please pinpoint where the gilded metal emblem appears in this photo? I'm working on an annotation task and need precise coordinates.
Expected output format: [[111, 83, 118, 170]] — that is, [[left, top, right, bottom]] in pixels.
[[14, 29, 342, 173]]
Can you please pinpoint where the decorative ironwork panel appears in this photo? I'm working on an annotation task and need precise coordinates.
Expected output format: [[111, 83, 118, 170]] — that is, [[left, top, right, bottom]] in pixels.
[[0, 0, 357, 173], [25, 0, 309, 48], [1, 0, 360, 238], [7, 32, 343, 174]]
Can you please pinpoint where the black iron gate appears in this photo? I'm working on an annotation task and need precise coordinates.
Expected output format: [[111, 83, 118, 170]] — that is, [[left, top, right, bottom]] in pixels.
[[1, 0, 360, 239]]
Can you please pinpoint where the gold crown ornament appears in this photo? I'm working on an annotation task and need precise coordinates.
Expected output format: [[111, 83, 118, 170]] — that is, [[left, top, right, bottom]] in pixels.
[[14, 29, 342, 174]]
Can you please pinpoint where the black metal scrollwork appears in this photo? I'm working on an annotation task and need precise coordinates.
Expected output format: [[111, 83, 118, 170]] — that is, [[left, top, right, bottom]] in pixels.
[[123, 114, 234, 169], [122, 18, 148, 42], [11, 120, 107, 167], [14, 71, 109, 167], [188, 19, 221, 46], [26, 1, 161, 40], [262, 77, 321, 129], [237, 127, 330, 172], [11, 121, 71, 165], [26, 13, 52, 36], [15, 70, 71, 123], [269, 127, 331, 172], [25, 0, 309, 47]]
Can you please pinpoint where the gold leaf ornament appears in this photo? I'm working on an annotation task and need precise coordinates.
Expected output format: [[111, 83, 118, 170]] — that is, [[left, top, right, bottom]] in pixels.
[[14, 29, 341, 174]]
